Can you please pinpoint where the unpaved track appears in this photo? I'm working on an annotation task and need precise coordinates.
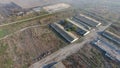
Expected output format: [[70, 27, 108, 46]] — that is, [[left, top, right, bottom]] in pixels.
[[0, 24, 44, 41], [0, 13, 50, 27], [29, 22, 111, 68]]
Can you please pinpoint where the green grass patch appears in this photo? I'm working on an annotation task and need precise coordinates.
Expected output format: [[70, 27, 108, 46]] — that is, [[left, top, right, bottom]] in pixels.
[[0, 42, 13, 68], [0, 29, 8, 38], [4, 58, 13, 68], [0, 43, 8, 55]]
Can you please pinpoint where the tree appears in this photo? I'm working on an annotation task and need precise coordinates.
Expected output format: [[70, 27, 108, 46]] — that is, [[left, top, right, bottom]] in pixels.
[[71, 25, 77, 31]]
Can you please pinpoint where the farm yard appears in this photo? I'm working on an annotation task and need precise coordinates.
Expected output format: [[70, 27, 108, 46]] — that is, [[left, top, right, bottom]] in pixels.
[[0, 1, 119, 68]]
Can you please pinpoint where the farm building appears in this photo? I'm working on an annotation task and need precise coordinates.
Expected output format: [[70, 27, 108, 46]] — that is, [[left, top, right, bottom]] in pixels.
[[102, 30, 120, 44], [75, 14, 101, 27], [80, 14, 102, 26], [50, 23, 78, 43], [92, 39, 120, 62], [32, 7, 41, 12], [66, 18, 90, 36], [51, 62, 66, 68], [43, 3, 70, 13], [72, 17, 91, 30], [16, 12, 24, 16]]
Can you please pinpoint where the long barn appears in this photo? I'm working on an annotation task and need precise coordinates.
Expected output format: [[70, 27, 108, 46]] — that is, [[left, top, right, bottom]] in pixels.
[[50, 23, 78, 43], [102, 30, 120, 44], [75, 14, 101, 27], [92, 39, 120, 62]]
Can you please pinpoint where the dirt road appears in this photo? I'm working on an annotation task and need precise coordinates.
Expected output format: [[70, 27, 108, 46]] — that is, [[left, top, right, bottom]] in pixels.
[[0, 13, 51, 27], [0, 24, 44, 41]]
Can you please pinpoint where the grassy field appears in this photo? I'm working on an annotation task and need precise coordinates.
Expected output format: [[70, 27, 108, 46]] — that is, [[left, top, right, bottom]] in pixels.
[[0, 25, 68, 68], [0, 41, 13, 68], [3, 10, 48, 24]]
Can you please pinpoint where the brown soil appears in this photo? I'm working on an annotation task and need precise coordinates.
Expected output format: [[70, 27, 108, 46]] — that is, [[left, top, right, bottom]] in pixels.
[[62, 43, 120, 68], [0, 25, 67, 68]]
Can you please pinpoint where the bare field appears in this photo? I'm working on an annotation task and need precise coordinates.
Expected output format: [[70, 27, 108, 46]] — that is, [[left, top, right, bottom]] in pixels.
[[0, 25, 67, 68], [62, 43, 120, 68]]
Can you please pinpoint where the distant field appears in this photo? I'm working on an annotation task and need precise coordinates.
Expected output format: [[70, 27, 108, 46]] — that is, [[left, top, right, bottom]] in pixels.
[[0, 0, 65, 8], [1, 0, 120, 9]]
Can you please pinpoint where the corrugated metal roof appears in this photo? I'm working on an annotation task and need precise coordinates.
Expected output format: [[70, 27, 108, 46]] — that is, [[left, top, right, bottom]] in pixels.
[[75, 14, 101, 27], [93, 39, 120, 62], [102, 31, 120, 44], [51, 62, 66, 68], [72, 17, 91, 30]]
